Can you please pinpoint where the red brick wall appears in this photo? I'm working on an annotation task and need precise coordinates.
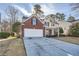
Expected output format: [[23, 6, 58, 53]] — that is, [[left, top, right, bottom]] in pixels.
[[23, 16, 43, 29], [22, 16, 45, 37]]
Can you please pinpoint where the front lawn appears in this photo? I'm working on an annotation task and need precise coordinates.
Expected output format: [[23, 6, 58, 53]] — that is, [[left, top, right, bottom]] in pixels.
[[0, 38, 26, 56]]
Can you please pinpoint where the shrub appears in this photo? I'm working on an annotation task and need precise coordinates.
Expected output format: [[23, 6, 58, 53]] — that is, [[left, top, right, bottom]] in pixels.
[[10, 32, 15, 36], [0, 32, 10, 38], [59, 27, 64, 34], [12, 22, 21, 38], [12, 22, 21, 33], [70, 28, 79, 37], [69, 23, 79, 37]]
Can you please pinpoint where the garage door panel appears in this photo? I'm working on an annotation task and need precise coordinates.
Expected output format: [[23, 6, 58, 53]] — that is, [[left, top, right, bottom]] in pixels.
[[24, 29, 43, 37]]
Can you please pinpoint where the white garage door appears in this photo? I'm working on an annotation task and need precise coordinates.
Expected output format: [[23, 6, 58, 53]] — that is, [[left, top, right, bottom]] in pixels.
[[24, 29, 43, 37]]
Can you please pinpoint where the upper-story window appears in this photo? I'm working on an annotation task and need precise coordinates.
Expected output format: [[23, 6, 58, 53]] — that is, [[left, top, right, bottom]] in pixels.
[[32, 18, 37, 25], [45, 22, 49, 26]]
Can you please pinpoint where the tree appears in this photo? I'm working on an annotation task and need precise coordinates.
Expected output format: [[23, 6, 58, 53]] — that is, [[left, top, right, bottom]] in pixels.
[[34, 4, 41, 11], [6, 6, 19, 33], [12, 22, 21, 35], [46, 14, 56, 23], [22, 16, 28, 21], [56, 13, 65, 20], [6, 6, 18, 24], [33, 4, 44, 17], [67, 16, 76, 22]]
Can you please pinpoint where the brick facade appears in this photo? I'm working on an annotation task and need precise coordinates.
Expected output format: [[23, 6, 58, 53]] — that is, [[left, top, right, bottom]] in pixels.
[[22, 15, 45, 37]]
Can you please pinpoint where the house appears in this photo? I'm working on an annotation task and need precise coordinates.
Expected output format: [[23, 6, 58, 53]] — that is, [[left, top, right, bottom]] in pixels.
[[44, 20, 72, 36], [22, 14, 45, 37], [58, 20, 72, 35], [67, 20, 79, 24], [1, 21, 11, 32], [44, 15, 59, 36], [22, 14, 77, 38], [44, 14, 72, 36], [22, 14, 57, 37]]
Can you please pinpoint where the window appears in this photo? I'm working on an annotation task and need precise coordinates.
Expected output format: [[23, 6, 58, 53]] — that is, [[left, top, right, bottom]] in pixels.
[[45, 22, 49, 26], [32, 18, 37, 25]]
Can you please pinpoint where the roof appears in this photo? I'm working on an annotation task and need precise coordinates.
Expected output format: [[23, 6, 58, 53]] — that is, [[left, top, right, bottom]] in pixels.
[[23, 14, 44, 24], [67, 20, 78, 22]]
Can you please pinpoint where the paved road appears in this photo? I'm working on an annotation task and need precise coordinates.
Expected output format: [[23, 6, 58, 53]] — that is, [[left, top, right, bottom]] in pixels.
[[24, 37, 79, 56]]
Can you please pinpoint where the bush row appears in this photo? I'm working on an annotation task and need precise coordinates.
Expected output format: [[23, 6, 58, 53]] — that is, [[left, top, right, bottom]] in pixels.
[[0, 32, 17, 39], [0, 32, 10, 39]]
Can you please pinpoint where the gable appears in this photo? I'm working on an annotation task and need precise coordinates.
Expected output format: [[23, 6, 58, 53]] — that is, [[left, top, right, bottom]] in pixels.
[[23, 15, 44, 29], [23, 15, 44, 24]]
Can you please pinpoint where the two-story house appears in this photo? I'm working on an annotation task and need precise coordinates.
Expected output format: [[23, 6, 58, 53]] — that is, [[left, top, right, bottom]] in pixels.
[[44, 14, 72, 36], [22, 14, 72, 37]]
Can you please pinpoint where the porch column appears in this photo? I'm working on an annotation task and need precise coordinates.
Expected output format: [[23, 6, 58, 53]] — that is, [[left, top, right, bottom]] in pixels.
[[43, 27, 45, 37], [57, 26, 59, 39]]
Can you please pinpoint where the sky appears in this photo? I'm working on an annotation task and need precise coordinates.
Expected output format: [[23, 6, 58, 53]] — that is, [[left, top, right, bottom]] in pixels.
[[0, 3, 78, 21]]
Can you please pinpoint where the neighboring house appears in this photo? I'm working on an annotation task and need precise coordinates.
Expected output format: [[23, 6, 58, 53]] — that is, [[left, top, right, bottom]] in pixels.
[[22, 14, 44, 37], [44, 14, 72, 36], [68, 20, 79, 24], [0, 21, 10, 32], [44, 14, 59, 36], [58, 20, 72, 35], [44, 19, 72, 36], [2, 23, 11, 32]]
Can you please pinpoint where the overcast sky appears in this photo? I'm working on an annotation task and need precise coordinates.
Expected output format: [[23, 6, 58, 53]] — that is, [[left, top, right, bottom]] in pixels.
[[0, 3, 78, 21]]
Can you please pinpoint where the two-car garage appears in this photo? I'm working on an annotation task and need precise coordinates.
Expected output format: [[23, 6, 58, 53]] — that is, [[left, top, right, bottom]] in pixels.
[[24, 29, 43, 37]]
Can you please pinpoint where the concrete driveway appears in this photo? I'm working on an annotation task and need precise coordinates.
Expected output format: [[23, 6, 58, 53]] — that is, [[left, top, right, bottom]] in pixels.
[[23, 37, 79, 56]]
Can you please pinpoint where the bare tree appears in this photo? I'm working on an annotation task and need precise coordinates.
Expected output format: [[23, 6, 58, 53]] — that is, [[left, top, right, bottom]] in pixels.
[[6, 6, 18, 24], [5, 6, 19, 33]]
